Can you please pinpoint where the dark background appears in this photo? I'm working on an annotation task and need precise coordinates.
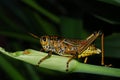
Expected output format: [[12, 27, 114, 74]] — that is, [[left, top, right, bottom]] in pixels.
[[0, 0, 120, 80]]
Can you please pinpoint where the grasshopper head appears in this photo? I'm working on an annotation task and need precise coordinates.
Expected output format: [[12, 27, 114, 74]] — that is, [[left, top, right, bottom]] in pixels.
[[40, 36, 58, 51], [40, 36, 51, 51], [40, 36, 50, 47]]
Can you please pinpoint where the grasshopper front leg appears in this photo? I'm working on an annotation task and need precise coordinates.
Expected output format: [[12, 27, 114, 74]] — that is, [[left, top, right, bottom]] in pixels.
[[37, 51, 52, 65]]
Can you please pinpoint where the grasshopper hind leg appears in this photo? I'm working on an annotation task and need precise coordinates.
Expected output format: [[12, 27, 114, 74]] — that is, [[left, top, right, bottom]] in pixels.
[[101, 34, 112, 67]]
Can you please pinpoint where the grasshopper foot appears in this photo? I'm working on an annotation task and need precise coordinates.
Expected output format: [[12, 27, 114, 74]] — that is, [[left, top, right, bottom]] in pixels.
[[66, 68, 69, 72]]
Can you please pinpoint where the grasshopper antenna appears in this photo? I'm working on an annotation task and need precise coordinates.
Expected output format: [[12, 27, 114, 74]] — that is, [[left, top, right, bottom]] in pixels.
[[29, 33, 40, 39]]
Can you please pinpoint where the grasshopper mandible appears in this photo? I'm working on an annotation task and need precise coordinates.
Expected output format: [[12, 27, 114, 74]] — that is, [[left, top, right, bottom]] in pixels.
[[30, 31, 105, 71]]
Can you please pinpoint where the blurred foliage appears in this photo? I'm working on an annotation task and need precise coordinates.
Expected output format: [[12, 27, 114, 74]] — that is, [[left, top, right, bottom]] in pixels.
[[0, 0, 120, 80]]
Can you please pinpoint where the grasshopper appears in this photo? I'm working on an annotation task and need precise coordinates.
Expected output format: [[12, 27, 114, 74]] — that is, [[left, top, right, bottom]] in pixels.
[[29, 31, 106, 71]]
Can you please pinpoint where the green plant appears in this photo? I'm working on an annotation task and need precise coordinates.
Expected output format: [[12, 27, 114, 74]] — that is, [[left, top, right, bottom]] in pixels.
[[0, 0, 120, 80]]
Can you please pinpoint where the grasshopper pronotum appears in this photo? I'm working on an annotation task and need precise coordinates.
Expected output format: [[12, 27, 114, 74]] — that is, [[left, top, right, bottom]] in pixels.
[[29, 31, 107, 71]]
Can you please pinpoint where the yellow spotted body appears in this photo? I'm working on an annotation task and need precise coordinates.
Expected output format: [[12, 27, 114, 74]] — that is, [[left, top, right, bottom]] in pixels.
[[40, 32, 101, 58]]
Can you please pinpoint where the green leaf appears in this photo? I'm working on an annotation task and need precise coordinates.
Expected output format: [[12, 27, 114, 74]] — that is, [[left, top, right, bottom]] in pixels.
[[60, 17, 88, 39], [0, 55, 26, 80], [0, 9, 25, 31], [105, 33, 120, 58], [33, 12, 57, 35], [22, 0, 60, 23], [98, 0, 120, 7], [93, 14, 120, 24], [0, 31, 39, 44], [0, 47, 120, 77]]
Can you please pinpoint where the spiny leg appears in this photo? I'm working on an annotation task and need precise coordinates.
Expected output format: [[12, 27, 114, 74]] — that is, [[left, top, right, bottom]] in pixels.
[[84, 57, 88, 63], [101, 33, 104, 65], [101, 34, 112, 66], [37, 51, 52, 65]]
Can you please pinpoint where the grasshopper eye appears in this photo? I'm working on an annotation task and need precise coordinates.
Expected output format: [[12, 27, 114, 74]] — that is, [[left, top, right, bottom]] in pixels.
[[42, 37, 46, 41]]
